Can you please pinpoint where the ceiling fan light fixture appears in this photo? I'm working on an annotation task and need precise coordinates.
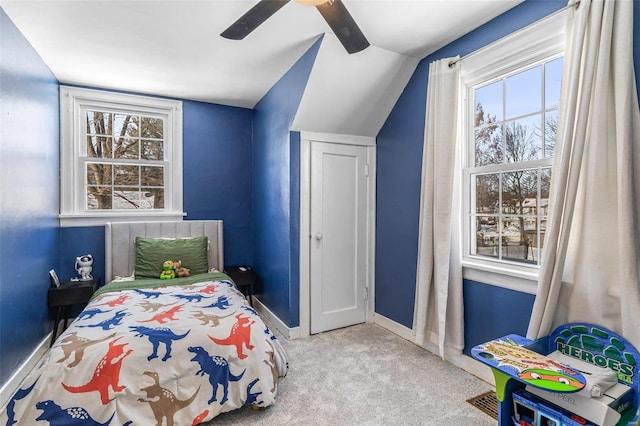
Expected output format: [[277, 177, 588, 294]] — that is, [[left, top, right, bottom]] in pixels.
[[222, 0, 368, 54], [294, 0, 331, 6]]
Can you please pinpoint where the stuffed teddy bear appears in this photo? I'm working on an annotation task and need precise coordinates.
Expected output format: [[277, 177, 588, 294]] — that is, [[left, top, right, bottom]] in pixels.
[[173, 260, 190, 278], [160, 260, 175, 280]]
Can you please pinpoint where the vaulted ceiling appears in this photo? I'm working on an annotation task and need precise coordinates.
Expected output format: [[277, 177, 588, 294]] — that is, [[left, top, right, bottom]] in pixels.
[[1, 0, 523, 136]]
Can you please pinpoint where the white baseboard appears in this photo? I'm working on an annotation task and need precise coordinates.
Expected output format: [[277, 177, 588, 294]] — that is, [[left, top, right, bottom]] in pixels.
[[452, 355, 496, 386], [373, 312, 415, 341], [0, 333, 51, 411], [373, 313, 494, 387], [252, 296, 300, 340]]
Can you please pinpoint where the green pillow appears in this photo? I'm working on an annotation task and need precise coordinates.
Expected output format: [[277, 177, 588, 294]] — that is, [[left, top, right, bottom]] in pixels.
[[134, 236, 209, 279]]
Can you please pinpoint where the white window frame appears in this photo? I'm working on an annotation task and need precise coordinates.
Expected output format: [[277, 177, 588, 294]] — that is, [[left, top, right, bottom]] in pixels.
[[459, 10, 566, 292], [59, 86, 184, 227]]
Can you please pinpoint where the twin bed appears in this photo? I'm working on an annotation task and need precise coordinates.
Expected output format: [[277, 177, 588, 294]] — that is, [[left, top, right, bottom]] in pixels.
[[2, 220, 288, 425]]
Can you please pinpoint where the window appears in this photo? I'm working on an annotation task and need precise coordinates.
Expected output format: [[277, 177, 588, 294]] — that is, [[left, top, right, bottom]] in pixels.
[[469, 57, 562, 266], [60, 87, 184, 226], [460, 11, 565, 283]]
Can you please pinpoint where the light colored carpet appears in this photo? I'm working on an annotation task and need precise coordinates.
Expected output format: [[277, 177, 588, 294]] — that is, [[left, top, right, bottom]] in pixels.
[[204, 323, 496, 425]]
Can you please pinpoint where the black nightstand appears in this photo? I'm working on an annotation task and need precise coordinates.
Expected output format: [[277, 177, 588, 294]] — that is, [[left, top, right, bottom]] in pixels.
[[48, 278, 100, 347], [224, 266, 257, 307]]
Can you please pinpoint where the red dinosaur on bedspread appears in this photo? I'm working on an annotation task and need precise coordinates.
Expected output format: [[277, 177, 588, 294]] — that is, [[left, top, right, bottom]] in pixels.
[[208, 314, 255, 359], [62, 337, 132, 404]]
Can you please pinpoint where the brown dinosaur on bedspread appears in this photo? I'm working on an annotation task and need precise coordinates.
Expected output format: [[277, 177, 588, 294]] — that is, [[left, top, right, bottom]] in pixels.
[[138, 371, 199, 426], [56, 332, 116, 368], [190, 310, 235, 327], [62, 337, 132, 404], [263, 349, 279, 393], [138, 300, 173, 312]]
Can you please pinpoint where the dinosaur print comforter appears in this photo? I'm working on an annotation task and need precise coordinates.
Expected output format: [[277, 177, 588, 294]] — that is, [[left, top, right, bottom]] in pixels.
[[2, 273, 288, 425]]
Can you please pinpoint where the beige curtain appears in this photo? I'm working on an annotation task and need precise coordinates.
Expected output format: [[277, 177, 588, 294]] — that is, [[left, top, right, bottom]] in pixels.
[[527, 0, 640, 349], [414, 57, 464, 358]]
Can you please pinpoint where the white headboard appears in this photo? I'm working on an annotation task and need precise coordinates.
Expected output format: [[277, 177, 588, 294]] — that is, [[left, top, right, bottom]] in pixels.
[[105, 220, 224, 283]]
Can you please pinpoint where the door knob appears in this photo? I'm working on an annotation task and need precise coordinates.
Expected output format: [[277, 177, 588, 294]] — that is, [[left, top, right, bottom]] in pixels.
[[315, 232, 323, 241]]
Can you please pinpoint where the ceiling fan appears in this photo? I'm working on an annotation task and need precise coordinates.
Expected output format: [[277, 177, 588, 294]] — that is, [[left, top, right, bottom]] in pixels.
[[221, 0, 370, 54]]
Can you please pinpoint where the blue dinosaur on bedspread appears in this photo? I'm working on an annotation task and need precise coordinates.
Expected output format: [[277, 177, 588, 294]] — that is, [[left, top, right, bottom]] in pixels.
[[188, 346, 245, 404], [35, 400, 114, 426], [130, 325, 190, 361]]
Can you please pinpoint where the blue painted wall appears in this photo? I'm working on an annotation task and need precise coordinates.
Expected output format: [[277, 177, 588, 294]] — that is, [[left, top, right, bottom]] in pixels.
[[182, 101, 254, 267], [288, 131, 301, 326], [252, 40, 321, 327], [462, 280, 535, 356], [375, 0, 567, 340], [59, 227, 106, 283], [0, 9, 60, 384]]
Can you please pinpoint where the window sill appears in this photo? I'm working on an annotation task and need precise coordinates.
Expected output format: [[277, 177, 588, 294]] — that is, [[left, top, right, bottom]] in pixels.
[[59, 212, 187, 228], [462, 258, 538, 295]]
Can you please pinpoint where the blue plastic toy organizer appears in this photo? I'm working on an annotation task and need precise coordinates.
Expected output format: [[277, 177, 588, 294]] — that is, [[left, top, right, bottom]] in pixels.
[[472, 323, 640, 426]]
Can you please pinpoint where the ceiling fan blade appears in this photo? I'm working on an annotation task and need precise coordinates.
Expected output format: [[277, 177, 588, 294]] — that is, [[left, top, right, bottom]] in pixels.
[[221, 0, 291, 40], [315, 0, 369, 54]]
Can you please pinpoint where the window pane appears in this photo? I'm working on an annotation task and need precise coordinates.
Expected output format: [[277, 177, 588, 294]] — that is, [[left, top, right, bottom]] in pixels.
[[141, 116, 164, 139], [475, 125, 503, 166], [142, 189, 164, 209], [87, 163, 112, 186], [87, 186, 112, 210], [506, 66, 541, 119], [475, 80, 502, 125], [116, 138, 139, 159], [114, 164, 139, 186], [502, 217, 535, 264], [502, 170, 538, 214], [141, 166, 164, 187], [505, 115, 542, 163], [475, 173, 499, 214], [141, 140, 164, 160], [113, 114, 139, 138], [545, 57, 563, 109], [87, 135, 112, 158], [87, 110, 111, 135], [544, 110, 558, 158], [114, 188, 140, 209], [541, 168, 551, 215], [475, 216, 499, 259]]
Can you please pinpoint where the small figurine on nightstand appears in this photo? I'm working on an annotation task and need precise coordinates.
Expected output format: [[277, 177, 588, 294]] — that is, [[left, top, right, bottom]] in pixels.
[[75, 254, 94, 281]]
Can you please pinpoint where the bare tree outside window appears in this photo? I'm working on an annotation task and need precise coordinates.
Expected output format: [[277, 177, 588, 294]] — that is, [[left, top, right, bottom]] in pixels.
[[85, 111, 165, 210]]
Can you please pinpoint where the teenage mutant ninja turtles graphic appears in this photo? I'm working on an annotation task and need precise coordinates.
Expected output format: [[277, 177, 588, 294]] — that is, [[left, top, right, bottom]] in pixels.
[[518, 368, 584, 391], [474, 337, 586, 393]]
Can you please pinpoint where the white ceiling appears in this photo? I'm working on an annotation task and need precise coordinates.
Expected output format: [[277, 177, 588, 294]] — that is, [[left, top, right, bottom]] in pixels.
[[1, 0, 523, 135]]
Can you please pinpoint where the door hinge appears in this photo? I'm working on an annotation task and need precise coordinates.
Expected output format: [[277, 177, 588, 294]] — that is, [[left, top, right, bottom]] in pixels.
[[365, 163, 369, 177], [364, 286, 369, 301]]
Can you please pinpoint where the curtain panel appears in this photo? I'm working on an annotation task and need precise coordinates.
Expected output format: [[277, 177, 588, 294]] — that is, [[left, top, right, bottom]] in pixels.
[[527, 0, 640, 349], [414, 57, 464, 358]]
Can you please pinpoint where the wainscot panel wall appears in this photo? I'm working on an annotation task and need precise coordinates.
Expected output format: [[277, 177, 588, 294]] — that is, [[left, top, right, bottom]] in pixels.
[[252, 39, 321, 328], [0, 9, 60, 385], [375, 0, 567, 341]]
